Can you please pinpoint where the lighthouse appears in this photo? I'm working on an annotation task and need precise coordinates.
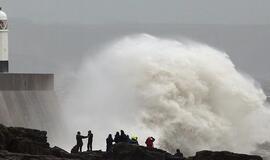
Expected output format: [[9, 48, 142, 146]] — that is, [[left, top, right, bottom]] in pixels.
[[0, 7, 60, 137], [0, 7, 8, 72]]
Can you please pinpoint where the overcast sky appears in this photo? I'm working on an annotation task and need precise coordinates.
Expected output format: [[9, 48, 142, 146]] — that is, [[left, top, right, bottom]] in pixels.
[[1, 0, 270, 88], [1, 0, 270, 25]]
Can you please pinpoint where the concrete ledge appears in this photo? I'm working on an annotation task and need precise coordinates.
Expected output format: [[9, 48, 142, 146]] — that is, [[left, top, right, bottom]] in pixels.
[[0, 73, 54, 90]]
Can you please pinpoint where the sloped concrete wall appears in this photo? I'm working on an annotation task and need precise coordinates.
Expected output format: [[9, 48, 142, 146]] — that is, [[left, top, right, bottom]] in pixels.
[[0, 73, 54, 90], [0, 91, 59, 130], [0, 73, 61, 139]]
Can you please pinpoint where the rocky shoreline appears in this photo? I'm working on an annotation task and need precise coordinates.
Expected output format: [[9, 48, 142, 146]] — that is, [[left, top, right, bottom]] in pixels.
[[0, 124, 263, 160]]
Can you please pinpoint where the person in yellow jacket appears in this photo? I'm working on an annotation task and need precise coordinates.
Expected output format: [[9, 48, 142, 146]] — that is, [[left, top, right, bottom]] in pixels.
[[130, 136, 139, 145]]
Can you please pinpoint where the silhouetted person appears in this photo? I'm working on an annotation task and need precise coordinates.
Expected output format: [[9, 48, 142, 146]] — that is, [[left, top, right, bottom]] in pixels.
[[87, 130, 93, 151], [119, 130, 128, 142], [126, 135, 131, 143], [114, 132, 120, 144], [106, 134, 114, 152], [145, 137, 155, 148], [174, 149, 184, 160], [130, 136, 139, 145], [76, 131, 88, 152]]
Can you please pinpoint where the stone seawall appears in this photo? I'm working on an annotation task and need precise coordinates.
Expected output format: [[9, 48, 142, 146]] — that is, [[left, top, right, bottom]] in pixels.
[[0, 73, 54, 90], [0, 73, 62, 142]]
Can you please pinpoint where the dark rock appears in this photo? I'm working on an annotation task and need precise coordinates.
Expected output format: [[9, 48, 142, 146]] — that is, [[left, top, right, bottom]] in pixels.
[[112, 142, 172, 160], [192, 150, 263, 160], [52, 146, 105, 160], [0, 124, 51, 155], [0, 124, 264, 160], [0, 124, 12, 150], [71, 145, 79, 154], [75, 150, 106, 160], [51, 146, 70, 158], [0, 150, 78, 160]]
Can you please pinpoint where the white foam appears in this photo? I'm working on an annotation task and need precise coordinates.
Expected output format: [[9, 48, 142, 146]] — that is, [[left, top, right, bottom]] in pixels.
[[62, 34, 270, 155]]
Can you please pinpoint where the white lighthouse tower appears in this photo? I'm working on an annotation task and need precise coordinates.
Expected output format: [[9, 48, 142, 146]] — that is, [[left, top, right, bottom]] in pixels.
[[0, 7, 8, 72]]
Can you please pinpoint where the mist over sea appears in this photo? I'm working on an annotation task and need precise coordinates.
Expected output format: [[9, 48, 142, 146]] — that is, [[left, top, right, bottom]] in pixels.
[[61, 34, 270, 156]]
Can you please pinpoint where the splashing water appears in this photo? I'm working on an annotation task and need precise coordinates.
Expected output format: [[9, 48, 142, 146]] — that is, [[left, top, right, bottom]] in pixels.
[[63, 34, 270, 156]]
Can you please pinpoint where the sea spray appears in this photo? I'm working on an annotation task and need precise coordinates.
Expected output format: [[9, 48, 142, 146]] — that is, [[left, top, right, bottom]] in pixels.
[[63, 34, 270, 155]]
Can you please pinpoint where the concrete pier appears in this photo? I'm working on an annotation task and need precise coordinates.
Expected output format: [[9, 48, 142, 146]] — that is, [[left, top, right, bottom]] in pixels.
[[0, 73, 54, 90], [0, 73, 61, 138]]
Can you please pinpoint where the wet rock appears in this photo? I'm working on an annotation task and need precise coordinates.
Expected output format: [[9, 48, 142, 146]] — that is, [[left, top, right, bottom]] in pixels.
[[0, 124, 50, 155], [71, 145, 79, 154], [0, 124, 264, 160], [192, 150, 263, 160], [0, 150, 76, 160], [75, 150, 106, 160], [112, 142, 172, 160], [51, 146, 70, 158]]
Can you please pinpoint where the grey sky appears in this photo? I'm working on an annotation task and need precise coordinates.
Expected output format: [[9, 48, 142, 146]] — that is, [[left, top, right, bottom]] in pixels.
[[1, 0, 270, 93], [1, 0, 270, 25]]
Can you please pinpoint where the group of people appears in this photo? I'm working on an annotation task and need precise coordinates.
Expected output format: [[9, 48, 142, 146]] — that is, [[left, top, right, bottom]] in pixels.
[[75, 130, 93, 152], [106, 130, 140, 152], [74, 129, 154, 153], [74, 130, 184, 160]]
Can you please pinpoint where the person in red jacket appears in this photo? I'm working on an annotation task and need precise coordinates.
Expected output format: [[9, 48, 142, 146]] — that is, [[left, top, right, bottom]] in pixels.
[[145, 137, 155, 148]]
